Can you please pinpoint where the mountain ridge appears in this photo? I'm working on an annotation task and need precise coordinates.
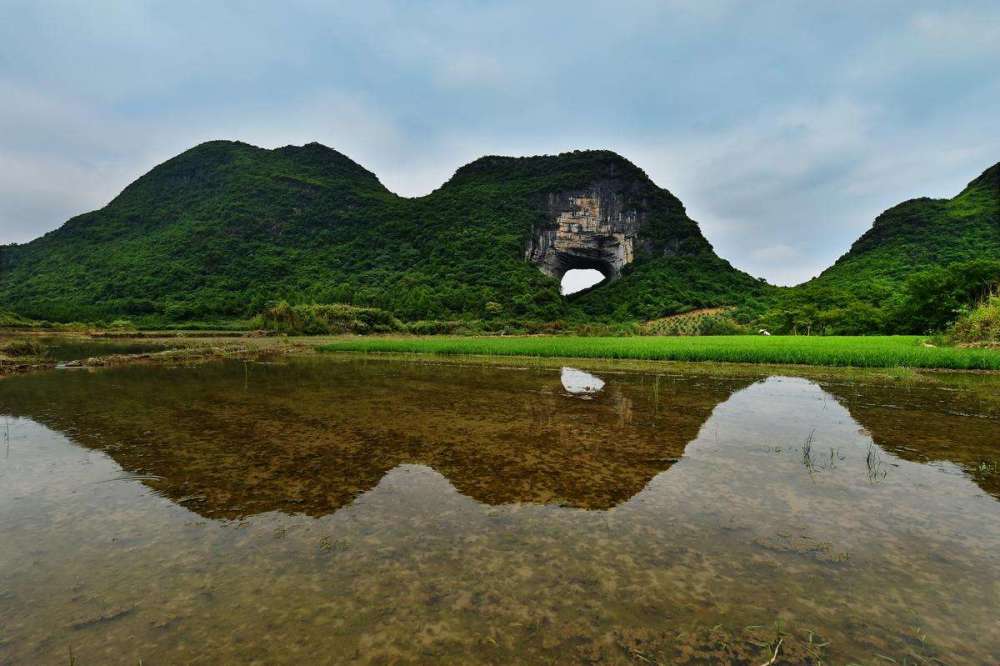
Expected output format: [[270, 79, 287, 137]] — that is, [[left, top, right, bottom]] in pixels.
[[0, 140, 765, 323], [812, 160, 1000, 288], [1, 141, 997, 329]]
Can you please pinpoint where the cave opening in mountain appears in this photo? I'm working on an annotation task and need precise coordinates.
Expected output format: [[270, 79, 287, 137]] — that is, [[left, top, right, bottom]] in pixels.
[[561, 268, 607, 295]]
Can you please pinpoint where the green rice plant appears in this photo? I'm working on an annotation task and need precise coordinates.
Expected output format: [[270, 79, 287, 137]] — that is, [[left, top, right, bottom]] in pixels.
[[318, 335, 1000, 370]]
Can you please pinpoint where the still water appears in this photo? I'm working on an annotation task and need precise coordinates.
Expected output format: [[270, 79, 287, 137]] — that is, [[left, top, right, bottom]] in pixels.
[[0, 357, 998, 664], [34, 337, 178, 363]]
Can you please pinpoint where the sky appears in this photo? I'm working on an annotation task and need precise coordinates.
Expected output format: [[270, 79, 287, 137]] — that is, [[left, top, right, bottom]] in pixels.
[[2, 1, 999, 286]]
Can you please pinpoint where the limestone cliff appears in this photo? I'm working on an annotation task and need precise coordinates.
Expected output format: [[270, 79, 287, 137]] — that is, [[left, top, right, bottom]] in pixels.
[[525, 186, 646, 282], [520, 158, 712, 286]]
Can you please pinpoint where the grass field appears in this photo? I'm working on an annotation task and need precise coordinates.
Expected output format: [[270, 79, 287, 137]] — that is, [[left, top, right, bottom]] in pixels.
[[318, 335, 1000, 370]]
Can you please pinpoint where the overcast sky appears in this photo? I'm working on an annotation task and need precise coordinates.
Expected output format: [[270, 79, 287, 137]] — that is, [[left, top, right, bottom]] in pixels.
[[2, 1, 999, 285]]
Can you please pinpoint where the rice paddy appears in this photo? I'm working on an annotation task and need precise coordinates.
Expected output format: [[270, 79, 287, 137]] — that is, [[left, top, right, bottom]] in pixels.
[[318, 335, 1000, 370]]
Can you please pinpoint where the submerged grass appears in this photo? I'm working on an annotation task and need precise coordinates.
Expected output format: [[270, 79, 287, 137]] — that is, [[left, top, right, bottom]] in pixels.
[[0, 337, 49, 375], [0, 337, 46, 358], [318, 335, 1000, 370]]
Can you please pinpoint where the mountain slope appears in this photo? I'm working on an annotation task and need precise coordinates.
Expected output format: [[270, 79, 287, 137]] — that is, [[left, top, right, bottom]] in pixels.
[[0, 141, 766, 323], [753, 162, 1000, 334], [807, 162, 1000, 293]]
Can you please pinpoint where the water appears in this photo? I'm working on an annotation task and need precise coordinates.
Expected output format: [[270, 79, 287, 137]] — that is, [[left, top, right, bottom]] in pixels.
[[33, 336, 178, 362], [1, 357, 998, 664]]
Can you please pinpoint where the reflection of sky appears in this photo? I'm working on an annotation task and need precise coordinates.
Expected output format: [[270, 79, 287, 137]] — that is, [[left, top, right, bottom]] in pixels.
[[560, 367, 605, 394], [3, 2, 1000, 284], [4, 373, 999, 666], [5, 374, 1000, 664]]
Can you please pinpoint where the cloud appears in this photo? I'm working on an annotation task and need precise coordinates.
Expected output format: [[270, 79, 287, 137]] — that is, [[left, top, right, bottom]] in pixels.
[[910, 8, 1000, 54], [617, 97, 880, 282], [1, 1, 998, 288], [751, 244, 800, 263], [0, 150, 133, 244]]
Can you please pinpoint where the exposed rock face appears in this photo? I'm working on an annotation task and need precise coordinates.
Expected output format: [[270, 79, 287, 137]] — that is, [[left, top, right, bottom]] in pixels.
[[525, 184, 647, 282]]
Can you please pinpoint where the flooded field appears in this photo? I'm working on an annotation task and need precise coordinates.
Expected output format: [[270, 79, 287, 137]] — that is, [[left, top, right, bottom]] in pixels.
[[34, 337, 179, 363], [1, 357, 998, 664]]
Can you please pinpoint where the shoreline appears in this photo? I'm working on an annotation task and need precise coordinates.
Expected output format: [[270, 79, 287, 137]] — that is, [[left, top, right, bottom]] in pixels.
[[317, 334, 1000, 371], [3, 331, 1000, 381]]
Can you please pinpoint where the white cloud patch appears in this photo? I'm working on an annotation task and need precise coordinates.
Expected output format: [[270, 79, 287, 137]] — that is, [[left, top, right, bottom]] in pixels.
[[1, 1, 998, 288]]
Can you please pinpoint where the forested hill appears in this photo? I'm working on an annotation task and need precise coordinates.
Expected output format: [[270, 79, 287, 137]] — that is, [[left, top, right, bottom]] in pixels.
[[754, 161, 1000, 335], [809, 161, 1000, 291], [0, 140, 765, 323]]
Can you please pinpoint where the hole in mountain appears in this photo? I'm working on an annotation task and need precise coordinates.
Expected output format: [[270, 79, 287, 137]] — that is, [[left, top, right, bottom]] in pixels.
[[561, 269, 606, 295]]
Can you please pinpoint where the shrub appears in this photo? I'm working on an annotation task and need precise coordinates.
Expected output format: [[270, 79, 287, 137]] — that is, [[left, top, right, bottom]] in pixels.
[[697, 315, 748, 336], [406, 320, 471, 335], [951, 291, 1000, 343], [109, 319, 138, 331], [889, 259, 1000, 333], [572, 322, 639, 337], [258, 302, 404, 335], [0, 309, 38, 328], [0, 337, 46, 357]]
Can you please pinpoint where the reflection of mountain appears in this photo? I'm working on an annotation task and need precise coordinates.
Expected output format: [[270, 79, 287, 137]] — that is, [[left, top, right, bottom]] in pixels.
[[4, 360, 996, 520], [819, 381, 1000, 499], [0, 359, 752, 518]]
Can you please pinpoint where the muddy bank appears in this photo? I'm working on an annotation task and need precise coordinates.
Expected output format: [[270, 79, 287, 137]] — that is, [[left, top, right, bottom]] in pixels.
[[59, 343, 292, 368], [0, 334, 304, 378]]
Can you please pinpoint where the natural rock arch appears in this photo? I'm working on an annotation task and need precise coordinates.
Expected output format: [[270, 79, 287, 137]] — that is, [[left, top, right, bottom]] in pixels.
[[525, 186, 645, 286]]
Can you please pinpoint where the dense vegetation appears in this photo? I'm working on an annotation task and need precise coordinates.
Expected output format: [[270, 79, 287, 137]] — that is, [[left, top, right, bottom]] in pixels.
[[1, 141, 996, 336], [319, 335, 1000, 370], [751, 164, 1000, 335], [0, 308, 37, 328], [258, 302, 403, 335], [952, 291, 1000, 344], [0, 141, 763, 326], [748, 260, 1000, 336]]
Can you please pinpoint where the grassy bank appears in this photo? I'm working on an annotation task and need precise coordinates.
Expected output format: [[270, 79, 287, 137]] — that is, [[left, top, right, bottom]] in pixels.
[[0, 337, 50, 375], [318, 335, 1000, 370]]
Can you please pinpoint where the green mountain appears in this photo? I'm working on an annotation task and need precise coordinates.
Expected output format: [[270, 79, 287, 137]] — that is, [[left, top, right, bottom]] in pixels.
[[811, 162, 1000, 292], [3, 140, 995, 332], [758, 162, 1000, 334], [0, 141, 765, 324]]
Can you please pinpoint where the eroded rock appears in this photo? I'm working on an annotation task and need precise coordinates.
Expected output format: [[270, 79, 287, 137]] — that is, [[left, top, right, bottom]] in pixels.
[[525, 184, 647, 283]]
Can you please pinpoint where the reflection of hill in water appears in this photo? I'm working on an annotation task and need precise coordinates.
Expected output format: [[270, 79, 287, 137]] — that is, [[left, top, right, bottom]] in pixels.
[[819, 380, 1000, 499], [3, 359, 998, 520], [0, 359, 754, 518], [4, 366, 1000, 664]]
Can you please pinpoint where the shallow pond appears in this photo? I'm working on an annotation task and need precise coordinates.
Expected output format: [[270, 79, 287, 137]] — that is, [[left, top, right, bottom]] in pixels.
[[1, 357, 998, 664], [33, 336, 178, 362]]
